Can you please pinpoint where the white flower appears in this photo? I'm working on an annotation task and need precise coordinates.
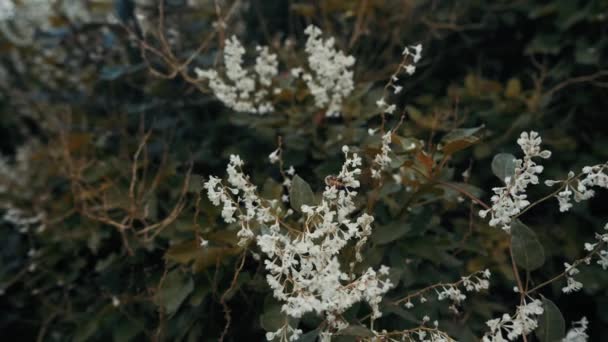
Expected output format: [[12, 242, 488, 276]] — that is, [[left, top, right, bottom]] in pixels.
[[480, 131, 551, 232], [384, 104, 397, 114], [371, 131, 393, 179], [483, 299, 544, 342], [563, 317, 589, 342], [544, 163, 607, 212], [291, 67, 303, 78], [562, 262, 583, 293], [297, 25, 356, 117], [557, 186, 573, 212], [401, 44, 423, 74], [584, 242, 596, 252], [0, 0, 16, 21], [196, 36, 278, 114], [255, 46, 279, 87], [268, 148, 281, 164], [562, 277, 583, 293], [205, 148, 392, 335], [0, 0, 59, 44], [265, 323, 303, 341]]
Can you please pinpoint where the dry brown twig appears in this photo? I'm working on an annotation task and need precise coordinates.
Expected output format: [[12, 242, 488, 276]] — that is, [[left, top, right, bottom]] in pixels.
[[51, 113, 193, 252], [119, 0, 241, 91]]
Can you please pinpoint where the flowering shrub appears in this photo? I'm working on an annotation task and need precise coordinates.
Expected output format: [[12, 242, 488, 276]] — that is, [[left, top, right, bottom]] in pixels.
[[1, 1, 608, 341]]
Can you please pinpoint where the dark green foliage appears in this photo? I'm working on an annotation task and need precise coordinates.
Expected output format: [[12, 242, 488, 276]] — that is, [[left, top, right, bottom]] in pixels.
[[1, 0, 607, 340]]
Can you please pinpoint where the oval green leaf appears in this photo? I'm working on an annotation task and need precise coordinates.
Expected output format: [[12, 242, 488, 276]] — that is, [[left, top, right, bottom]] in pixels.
[[511, 220, 545, 271], [290, 175, 315, 212], [157, 270, 194, 317], [337, 325, 375, 337], [536, 297, 566, 342], [491, 153, 517, 182]]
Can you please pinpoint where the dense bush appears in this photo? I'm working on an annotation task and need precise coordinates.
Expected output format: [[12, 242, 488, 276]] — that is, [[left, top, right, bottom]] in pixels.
[[1, 1, 607, 341]]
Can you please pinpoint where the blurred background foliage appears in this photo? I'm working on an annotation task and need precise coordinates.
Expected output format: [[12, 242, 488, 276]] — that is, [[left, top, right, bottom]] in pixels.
[[0, 0, 607, 341]]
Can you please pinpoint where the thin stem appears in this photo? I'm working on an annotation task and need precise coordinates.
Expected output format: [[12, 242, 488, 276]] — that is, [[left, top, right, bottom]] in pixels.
[[527, 241, 606, 294]]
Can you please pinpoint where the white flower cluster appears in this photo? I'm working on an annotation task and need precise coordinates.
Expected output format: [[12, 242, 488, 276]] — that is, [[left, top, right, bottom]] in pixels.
[[563, 317, 589, 342], [371, 131, 393, 179], [0, 142, 36, 196], [259, 148, 392, 328], [403, 269, 491, 314], [0, 0, 16, 21], [205, 148, 393, 340], [482, 298, 544, 342], [437, 271, 491, 314], [203, 155, 277, 246], [2, 206, 45, 234], [196, 36, 279, 114], [562, 262, 583, 294], [267, 146, 296, 203], [479, 131, 551, 232], [0, 0, 52, 22], [557, 221, 608, 296], [375, 96, 397, 115], [545, 163, 608, 212], [381, 326, 453, 342], [198, 25, 355, 117], [293, 25, 356, 117], [0, 0, 58, 45], [281, 166, 296, 203], [1, 142, 46, 233], [265, 323, 302, 342], [402, 44, 423, 75], [268, 148, 281, 164], [375, 43, 423, 116], [584, 222, 608, 270]]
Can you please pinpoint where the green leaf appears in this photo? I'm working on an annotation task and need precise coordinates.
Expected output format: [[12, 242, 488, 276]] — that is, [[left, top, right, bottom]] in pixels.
[[290, 175, 315, 212], [441, 125, 484, 154], [382, 302, 418, 323], [525, 34, 561, 55], [575, 43, 599, 65], [189, 282, 211, 306], [491, 153, 516, 182], [113, 318, 143, 342], [165, 240, 241, 272], [511, 220, 545, 271], [260, 303, 298, 333], [442, 182, 484, 200], [262, 177, 284, 199], [337, 325, 375, 337], [536, 297, 566, 342], [165, 241, 200, 264], [73, 315, 101, 342], [372, 222, 411, 245], [157, 269, 194, 316], [260, 303, 282, 331], [442, 126, 484, 142], [187, 174, 204, 193]]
